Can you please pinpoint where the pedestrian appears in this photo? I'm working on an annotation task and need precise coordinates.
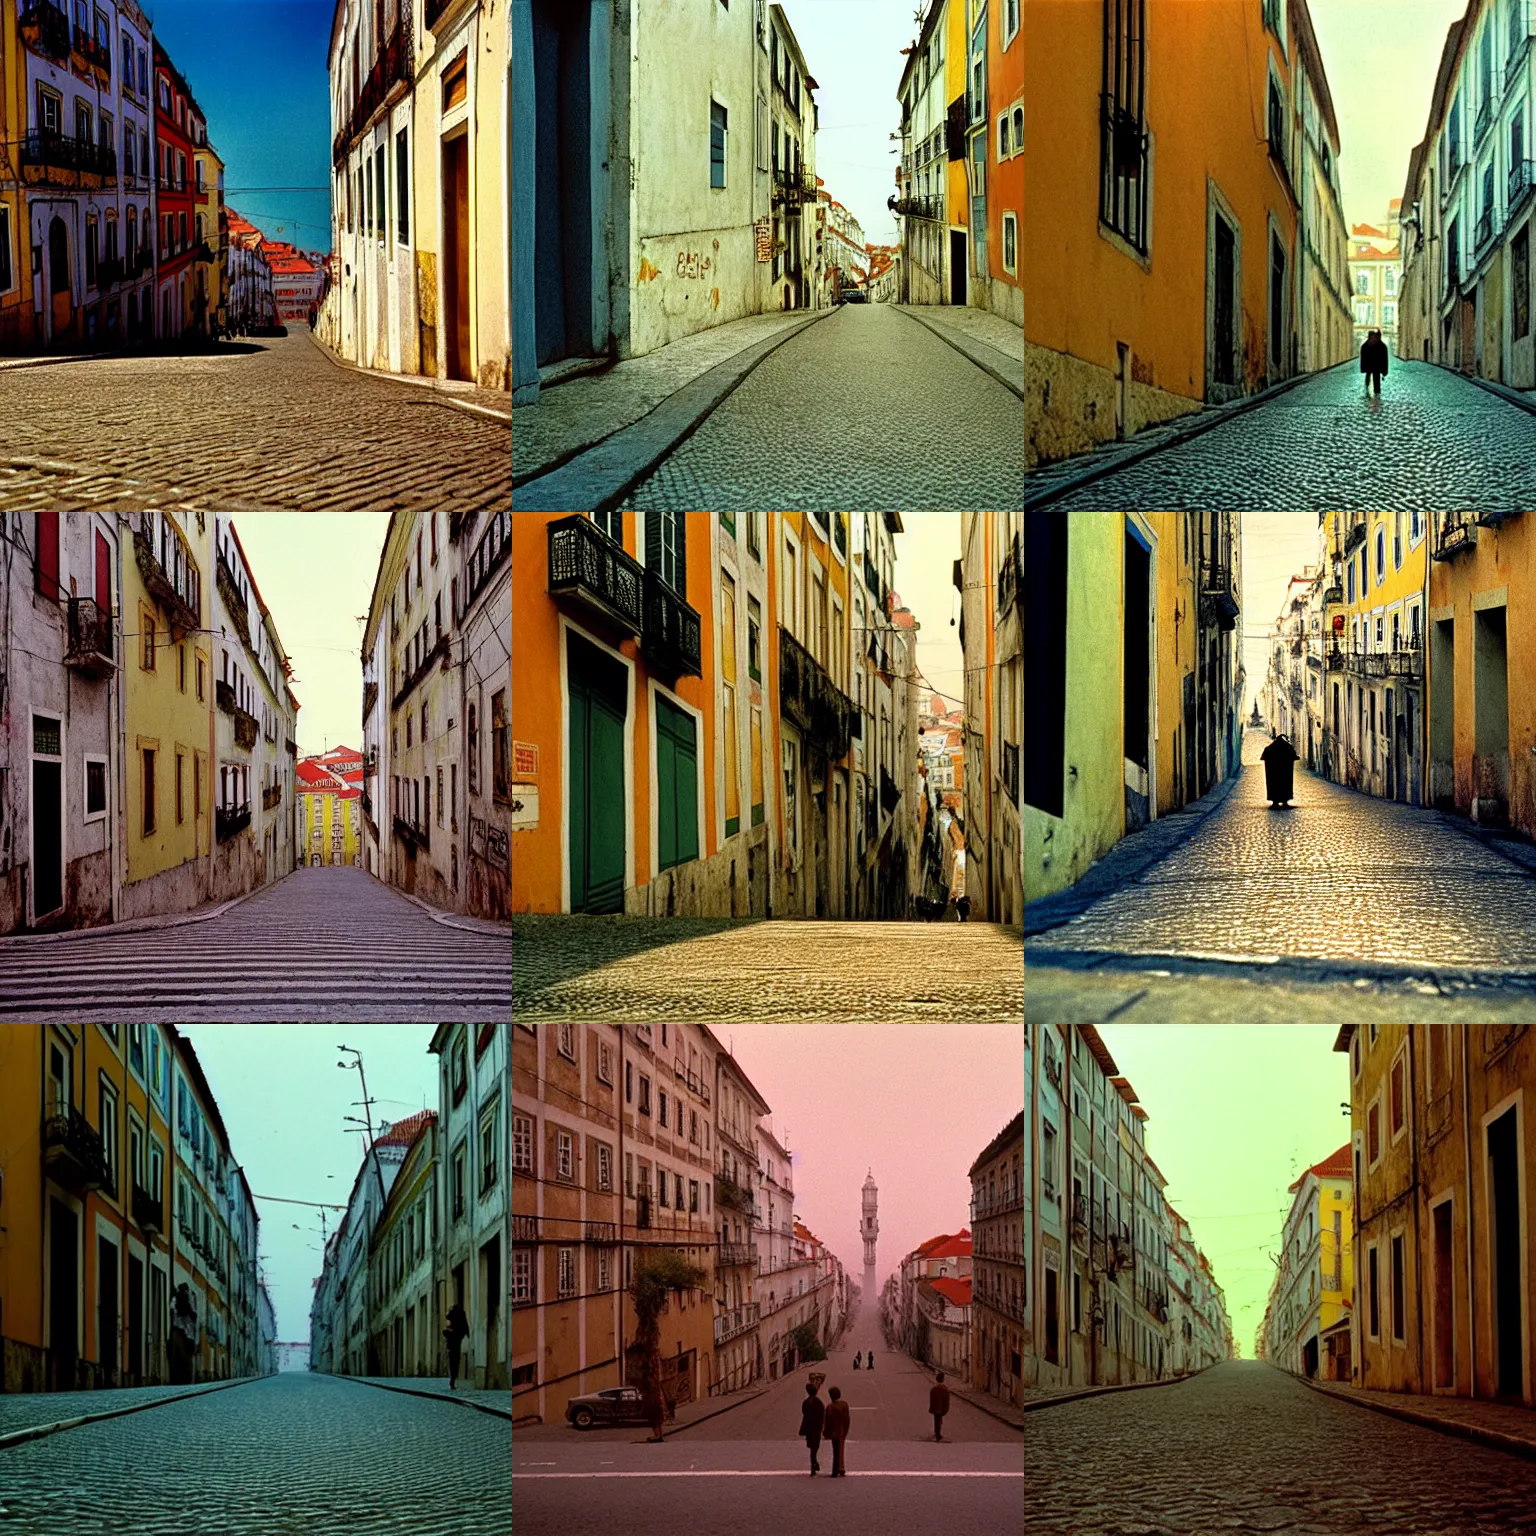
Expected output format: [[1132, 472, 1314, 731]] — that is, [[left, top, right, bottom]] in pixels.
[[929, 1371, 952, 1441], [1259, 733, 1300, 808], [853, 1350, 861, 1369], [798, 1381, 825, 1475], [443, 1300, 469, 1388], [308, 303, 317, 331], [866, 1351, 874, 1371], [170, 1284, 198, 1385], [823, 1385, 851, 1476], [1360, 327, 1389, 396]]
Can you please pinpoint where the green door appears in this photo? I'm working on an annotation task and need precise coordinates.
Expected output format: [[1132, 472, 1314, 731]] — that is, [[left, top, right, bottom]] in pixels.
[[568, 632, 627, 913], [656, 696, 699, 872]]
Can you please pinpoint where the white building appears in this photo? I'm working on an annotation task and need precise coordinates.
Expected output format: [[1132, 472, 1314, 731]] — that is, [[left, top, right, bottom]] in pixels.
[[1349, 217, 1402, 354], [225, 233, 276, 331], [430, 1022, 509, 1389], [368, 1110, 441, 1377], [895, 1, 951, 305], [256, 1281, 277, 1376], [713, 1048, 770, 1397]]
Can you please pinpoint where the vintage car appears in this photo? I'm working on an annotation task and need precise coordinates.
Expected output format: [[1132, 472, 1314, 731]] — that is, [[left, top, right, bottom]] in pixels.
[[566, 1386, 649, 1429]]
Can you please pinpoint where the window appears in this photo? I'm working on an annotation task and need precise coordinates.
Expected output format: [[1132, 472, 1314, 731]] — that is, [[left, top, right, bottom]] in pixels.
[[1003, 211, 1018, 275], [598, 1144, 612, 1191], [100, 1080, 118, 1195], [658, 1089, 668, 1128], [467, 703, 478, 794], [512, 1248, 533, 1304], [175, 750, 185, 824], [625, 1060, 633, 1103], [85, 755, 108, 823], [396, 127, 409, 242], [747, 596, 762, 681], [710, 100, 728, 188], [597, 1040, 613, 1083], [480, 1109, 499, 1191], [142, 747, 156, 834], [558, 1247, 576, 1299], [656, 697, 700, 871], [690, 1178, 699, 1213], [1390, 1052, 1406, 1139], [512, 1113, 532, 1173], [1367, 1098, 1381, 1168], [1390, 1233, 1406, 1342], [640, 1075, 651, 1115]]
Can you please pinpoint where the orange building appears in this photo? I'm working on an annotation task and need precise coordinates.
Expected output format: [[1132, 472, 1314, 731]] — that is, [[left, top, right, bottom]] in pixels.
[[986, 0, 1023, 324], [261, 241, 323, 325], [1026, 0, 1332, 466]]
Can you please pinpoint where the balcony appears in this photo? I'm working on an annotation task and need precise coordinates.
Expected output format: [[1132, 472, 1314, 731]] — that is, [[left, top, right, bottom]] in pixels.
[[1515, 2, 1535, 73], [973, 1187, 1025, 1221], [19, 0, 70, 60], [286, 737, 299, 757], [133, 526, 199, 635], [1001, 742, 1020, 806], [216, 804, 252, 842], [1475, 91, 1494, 147], [1433, 511, 1478, 559], [332, 11, 415, 164], [217, 681, 259, 751], [73, 23, 110, 83], [18, 128, 117, 188], [772, 166, 805, 206], [779, 626, 854, 761], [1323, 582, 1343, 605], [1512, 160, 1536, 219], [1476, 205, 1496, 254], [718, 1241, 756, 1267], [547, 514, 643, 640], [1199, 561, 1240, 631], [715, 1174, 753, 1213], [1343, 519, 1367, 555], [262, 783, 282, 811], [64, 596, 115, 677], [394, 814, 430, 853], [641, 568, 703, 682], [714, 1301, 761, 1346], [997, 531, 1020, 615], [362, 679, 379, 721], [132, 1183, 164, 1235], [43, 1107, 109, 1193], [391, 632, 450, 712], [217, 554, 251, 648]]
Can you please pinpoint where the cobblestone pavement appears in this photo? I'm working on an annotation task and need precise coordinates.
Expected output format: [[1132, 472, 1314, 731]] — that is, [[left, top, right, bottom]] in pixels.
[[1030, 728, 1536, 970], [1025, 1359, 1536, 1535], [512, 311, 814, 483], [512, 916, 1023, 1021], [0, 1379, 240, 1439], [0, 866, 510, 1022], [622, 305, 1026, 512], [346, 1376, 513, 1418], [1038, 361, 1536, 510], [0, 1372, 510, 1536], [897, 304, 1023, 362], [0, 335, 509, 512]]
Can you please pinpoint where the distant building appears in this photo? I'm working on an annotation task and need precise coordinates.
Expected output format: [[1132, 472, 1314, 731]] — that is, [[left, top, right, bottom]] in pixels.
[[969, 1109, 1023, 1406], [1349, 213, 1402, 355], [261, 241, 322, 325]]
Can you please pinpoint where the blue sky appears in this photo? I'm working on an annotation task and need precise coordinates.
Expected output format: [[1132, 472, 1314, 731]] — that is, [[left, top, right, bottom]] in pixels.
[[146, 0, 334, 251]]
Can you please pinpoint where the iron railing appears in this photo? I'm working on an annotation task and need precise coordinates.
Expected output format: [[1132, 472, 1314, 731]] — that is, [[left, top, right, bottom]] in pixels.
[[779, 626, 854, 760], [43, 1107, 110, 1191], [19, 128, 116, 181], [714, 1302, 761, 1345], [641, 568, 703, 681], [547, 514, 643, 637], [1200, 561, 1240, 630], [1343, 519, 1367, 554], [132, 1183, 164, 1234], [216, 805, 252, 842], [332, 10, 414, 164], [718, 1241, 756, 1267], [1433, 511, 1477, 559], [65, 596, 114, 675], [19, 0, 70, 60]]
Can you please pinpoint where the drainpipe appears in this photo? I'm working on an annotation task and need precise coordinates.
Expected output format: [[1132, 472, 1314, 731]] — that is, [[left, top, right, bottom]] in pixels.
[[1408, 1029, 1425, 1389], [1462, 1022, 1477, 1399]]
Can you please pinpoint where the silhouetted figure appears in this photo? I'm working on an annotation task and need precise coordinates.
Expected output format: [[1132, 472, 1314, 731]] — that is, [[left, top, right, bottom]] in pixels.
[[799, 1382, 825, 1474], [443, 1303, 469, 1388], [866, 1351, 874, 1371], [1261, 735, 1299, 808], [930, 1371, 952, 1441], [853, 1351, 861, 1369], [1360, 328, 1389, 396], [824, 1386, 851, 1476]]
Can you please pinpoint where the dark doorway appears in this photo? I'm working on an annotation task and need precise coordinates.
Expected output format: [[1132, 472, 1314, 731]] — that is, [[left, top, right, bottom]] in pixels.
[[48, 1198, 78, 1388], [1488, 1106, 1524, 1397], [532, 0, 594, 366], [1433, 1200, 1454, 1390], [1430, 618, 1456, 807], [949, 230, 967, 306], [48, 216, 72, 339], [1212, 213, 1236, 387], [1269, 233, 1286, 372], [1302, 1336, 1318, 1377], [1024, 514, 1068, 817], [128, 1255, 144, 1385], [567, 630, 628, 913], [442, 134, 473, 381], [1043, 1267, 1059, 1365], [98, 1237, 119, 1387], [32, 750, 63, 920], [150, 1266, 167, 1384], [1123, 525, 1151, 831], [483, 1236, 503, 1387]]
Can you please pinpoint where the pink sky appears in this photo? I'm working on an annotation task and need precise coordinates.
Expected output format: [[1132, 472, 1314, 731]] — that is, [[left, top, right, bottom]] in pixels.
[[717, 1025, 1023, 1297]]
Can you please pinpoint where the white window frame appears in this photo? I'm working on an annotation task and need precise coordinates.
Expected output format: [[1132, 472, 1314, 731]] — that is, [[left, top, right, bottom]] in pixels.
[[597, 1143, 612, 1191], [556, 1128, 573, 1182], [1002, 211, 1018, 276], [512, 1247, 533, 1303], [597, 1039, 613, 1083], [512, 1112, 533, 1173], [83, 751, 109, 825]]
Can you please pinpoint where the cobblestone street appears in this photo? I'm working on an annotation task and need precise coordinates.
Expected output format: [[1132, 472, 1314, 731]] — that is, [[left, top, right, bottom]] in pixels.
[[1025, 1359, 1536, 1535], [1027, 729, 1536, 1022], [621, 305, 1025, 512], [1031, 362, 1536, 511], [0, 336, 510, 512], [0, 1373, 510, 1536], [513, 916, 1023, 1022]]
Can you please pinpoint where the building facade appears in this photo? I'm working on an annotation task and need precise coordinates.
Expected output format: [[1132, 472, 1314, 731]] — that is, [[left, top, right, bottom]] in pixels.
[[368, 1111, 440, 1377], [970, 1109, 1024, 1410], [1349, 217, 1402, 353], [1261, 1146, 1353, 1379]]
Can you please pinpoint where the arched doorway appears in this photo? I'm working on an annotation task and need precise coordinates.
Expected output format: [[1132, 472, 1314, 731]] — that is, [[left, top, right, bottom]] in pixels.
[[48, 218, 72, 341]]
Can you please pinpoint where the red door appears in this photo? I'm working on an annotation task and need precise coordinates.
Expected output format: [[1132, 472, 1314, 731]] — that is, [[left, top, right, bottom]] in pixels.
[[95, 530, 110, 610]]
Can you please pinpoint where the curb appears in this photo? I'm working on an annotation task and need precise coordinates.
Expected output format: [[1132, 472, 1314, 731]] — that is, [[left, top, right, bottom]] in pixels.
[[305, 332, 512, 425], [1020, 1365, 1211, 1413], [1025, 363, 1342, 510], [397, 889, 513, 937], [334, 1376, 512, 1423], [512, 309, 834, 512], [0, 881, 271, 947], [1298, 1377, 1536, 1464], [891, 306, 1025, 401], [0, 1378, 259, 1452], [657, 1386, 771, 1437], [0, 352, 117, 372], [1416, 357, 1536, 419], [914, 1364, 1024, 1432], [1025, 764, 1247, 938]]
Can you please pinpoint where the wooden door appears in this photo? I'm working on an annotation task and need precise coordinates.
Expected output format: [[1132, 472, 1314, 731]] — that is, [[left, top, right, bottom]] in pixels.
[[443, 135, 472, 380]]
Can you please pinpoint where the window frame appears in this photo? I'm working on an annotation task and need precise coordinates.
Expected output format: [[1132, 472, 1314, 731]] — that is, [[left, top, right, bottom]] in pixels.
[[83, 751, 109, 825]]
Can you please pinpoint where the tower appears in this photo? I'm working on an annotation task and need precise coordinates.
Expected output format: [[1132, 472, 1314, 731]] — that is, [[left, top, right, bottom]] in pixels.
[[861, 1169, 879, 1271]]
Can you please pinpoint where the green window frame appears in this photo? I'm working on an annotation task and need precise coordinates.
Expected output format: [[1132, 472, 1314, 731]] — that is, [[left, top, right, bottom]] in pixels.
[[656, 697, 699, 873], [720, 512, 736, 537]]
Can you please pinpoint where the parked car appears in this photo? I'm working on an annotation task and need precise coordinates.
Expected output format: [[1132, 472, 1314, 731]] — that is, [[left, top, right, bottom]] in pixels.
[[839, 288, 868, 304], [566, 1386, 649, 1429]]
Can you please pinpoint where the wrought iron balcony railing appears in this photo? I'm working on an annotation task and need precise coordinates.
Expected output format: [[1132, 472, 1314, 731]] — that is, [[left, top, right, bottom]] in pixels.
[[1323, 583, 1343, 604], [44, 1106, 110, 1192], [547, 514, 643, 638], [973, 1187, 1025, 1221], [1343, 519, 1368, 554], [1511, 159, 1536, 217], [132, 1183, 164, 1235], [217, 554, 251, 648], [1200, 561, 1240, 630], [779, 626, 854, 761], [1433, 511, 1478, 560], [65, 596, 115, 676], [332, 11, 415, 164], [19, 128, 117, 184], [216, 804, 252, 842], [394, 814, 430, 853], [713, 1301, 761, 1345], [134, 525, 199, 633], [262, 784, 282, 811], [718, 1241, 756, 1267], [714, 1174, 753, 1213], [1476, 205, 1496, 253], [19, 0, 70, 60], [641, 568, 703, 681]]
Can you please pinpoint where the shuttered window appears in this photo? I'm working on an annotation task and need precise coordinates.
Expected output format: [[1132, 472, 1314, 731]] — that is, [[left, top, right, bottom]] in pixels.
[[35, 512, 60, 598], [656, 697, 699, 872]]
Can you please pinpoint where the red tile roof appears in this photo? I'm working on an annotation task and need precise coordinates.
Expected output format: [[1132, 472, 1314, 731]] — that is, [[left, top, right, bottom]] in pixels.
[[1290, 1143, 1353, 1191], [376, 1110, 435, 1149], [929, 1276, 972, 1307], [917, 1229, 971, 1260]]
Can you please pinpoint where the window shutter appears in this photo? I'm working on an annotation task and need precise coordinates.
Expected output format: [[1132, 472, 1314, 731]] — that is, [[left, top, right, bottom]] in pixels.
[[36, 512, 60, 597], [645, 510, 661, 576]]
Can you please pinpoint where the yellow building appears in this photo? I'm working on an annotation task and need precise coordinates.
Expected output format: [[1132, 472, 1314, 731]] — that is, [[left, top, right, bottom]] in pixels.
[[1426, 512, 1536, 835], [368, 1111, 440, 1377], [1337, 1023, 1536, 1404], [1318, 512, 1427, 803], [193, 143, 225, 337], [1266, 1146, 1353, 1380], [297, 757, 361, 867], [1025, 0, 1331, 466], [0, 0, 34, 350], [122, 512, 214, 920]]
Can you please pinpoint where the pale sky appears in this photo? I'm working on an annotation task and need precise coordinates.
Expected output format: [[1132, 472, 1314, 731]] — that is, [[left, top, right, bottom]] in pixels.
[[226, 513, 391, 758], [718, 1024, 1024, 1297], [178, 1024, 442, 1345], [793, 1, 917, 247], [1241, 513, 1323, 716], [893, 512, 967, 712], [1309, 0, 1469, 228], [1095, 1025, 1353, 1359]]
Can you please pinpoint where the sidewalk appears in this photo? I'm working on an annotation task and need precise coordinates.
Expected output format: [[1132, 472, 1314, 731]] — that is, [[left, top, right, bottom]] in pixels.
[[511, 1383, 770, 1436], [512, 310, 821, 486], [892, 304, 1023, 399], [342, 1375, 512, 1422], [1303, 1378, 1536, 1462], [0, 1378, 256, 1449], [0, 882, 271, 946], [1020, 1370, 1207, 1413], [917, 1366, 1025, 1431], [307, 333, 512, 423]]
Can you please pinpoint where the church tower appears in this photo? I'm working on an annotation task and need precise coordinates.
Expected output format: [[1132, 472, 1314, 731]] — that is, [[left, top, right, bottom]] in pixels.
[[860, 1169, 879, 1270]]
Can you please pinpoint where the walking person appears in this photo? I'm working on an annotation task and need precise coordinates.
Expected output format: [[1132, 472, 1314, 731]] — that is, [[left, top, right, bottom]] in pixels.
[[443, 1300, 469, 1389], [798, 1381, 825, 1475], [824, 1386, 851, 1476], [929, 1371, 952, 1441], [853, 1350, 861, 1369], [866, 1351, 874, 1371], [1360, 327, 1389, 396]]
